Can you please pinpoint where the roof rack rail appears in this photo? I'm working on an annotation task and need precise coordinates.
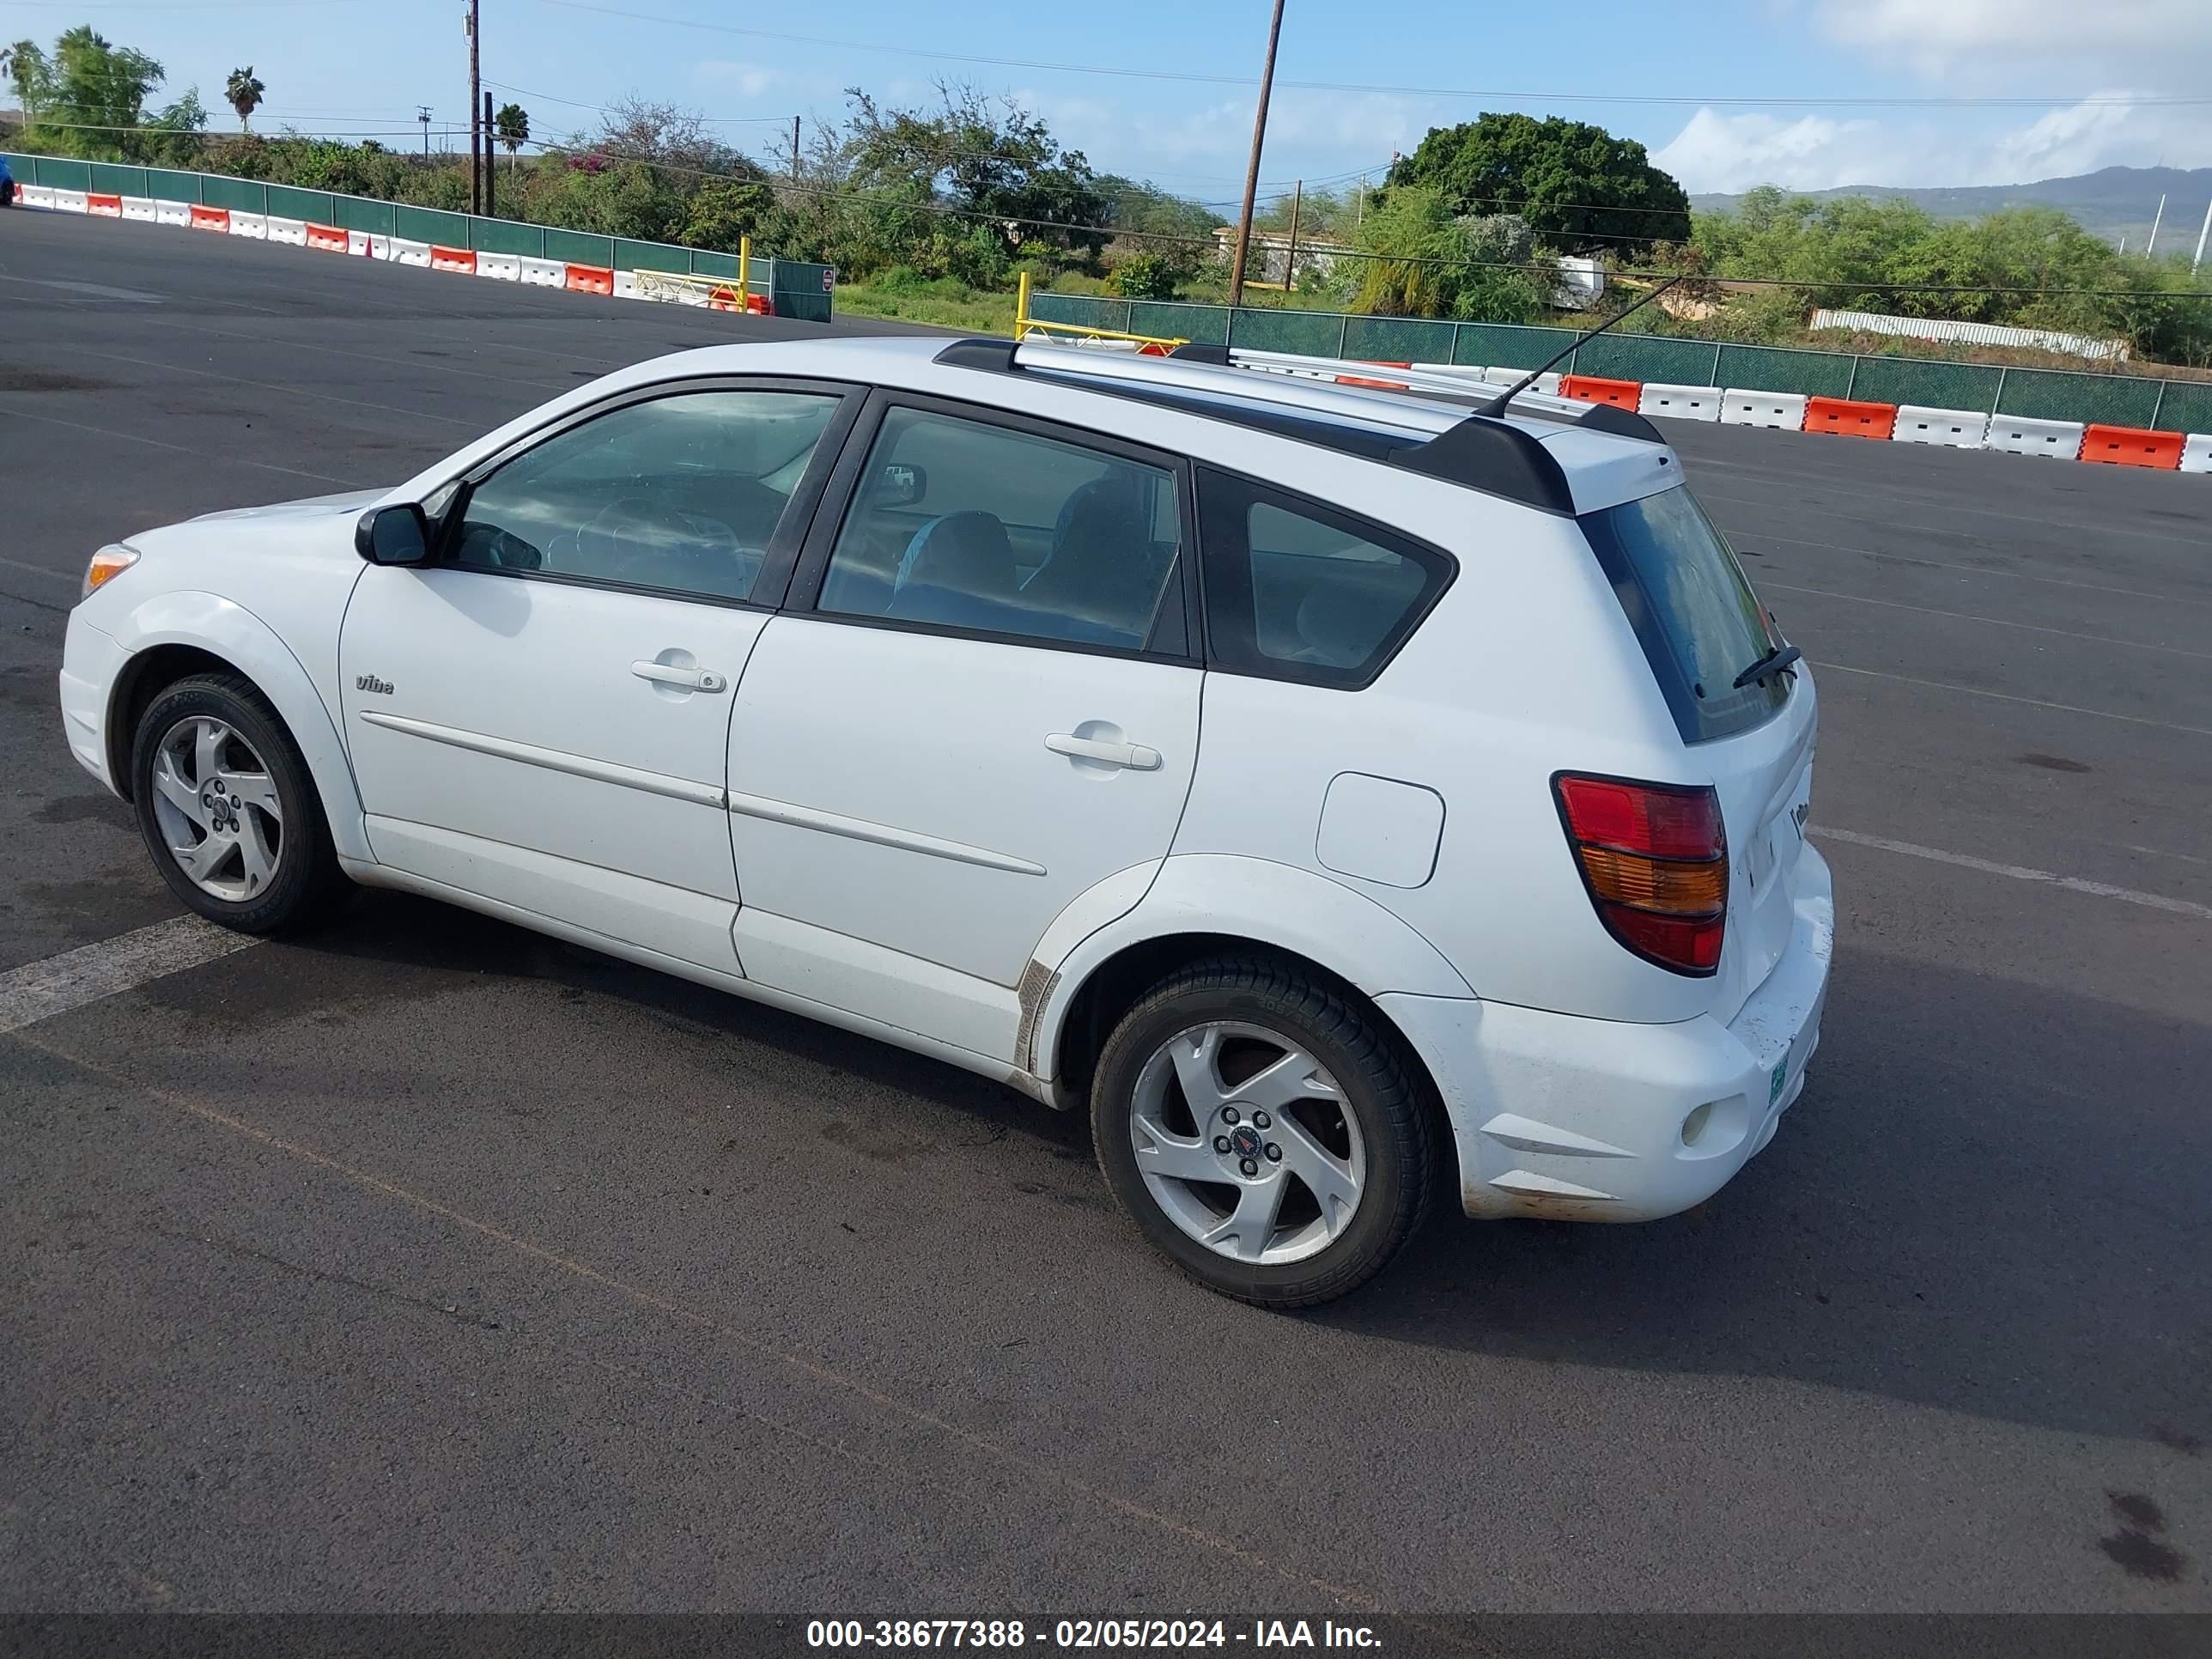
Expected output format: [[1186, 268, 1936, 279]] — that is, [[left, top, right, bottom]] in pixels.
[[930, 337, 1665, 515]]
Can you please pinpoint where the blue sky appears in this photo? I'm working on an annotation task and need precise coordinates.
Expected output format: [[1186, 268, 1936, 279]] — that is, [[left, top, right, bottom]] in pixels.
[[15, 0, 2212, 199]]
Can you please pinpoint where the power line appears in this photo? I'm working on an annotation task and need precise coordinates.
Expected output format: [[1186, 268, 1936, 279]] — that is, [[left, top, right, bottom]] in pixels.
[[482, 78, 794, 126], [517, 0, 2212, 110]]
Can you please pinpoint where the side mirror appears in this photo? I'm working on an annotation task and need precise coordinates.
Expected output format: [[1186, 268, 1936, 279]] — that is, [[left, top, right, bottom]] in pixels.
[[356, 503, 432, 566], [877, 463, 927, 509]]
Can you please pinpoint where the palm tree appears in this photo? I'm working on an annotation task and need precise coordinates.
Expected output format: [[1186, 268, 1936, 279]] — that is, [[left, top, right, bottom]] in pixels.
[[224, 65, 264, 132], [494, 101, 528, 178], [4, 40, 48, 119]]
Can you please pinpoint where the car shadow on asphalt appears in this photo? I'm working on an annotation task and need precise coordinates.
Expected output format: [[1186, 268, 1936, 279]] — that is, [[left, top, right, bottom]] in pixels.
[[286, 895, 2206, 1447], [1315, 942, 2210, 1449]]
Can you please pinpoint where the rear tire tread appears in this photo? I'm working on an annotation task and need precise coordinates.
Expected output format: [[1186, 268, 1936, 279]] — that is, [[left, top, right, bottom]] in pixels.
[[1092, 954, 1437, 1309]]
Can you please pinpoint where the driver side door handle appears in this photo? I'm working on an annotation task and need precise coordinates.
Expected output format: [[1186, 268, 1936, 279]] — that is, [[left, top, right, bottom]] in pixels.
[[1045, 732, 1161, 770], [632, 660, 726, 692]]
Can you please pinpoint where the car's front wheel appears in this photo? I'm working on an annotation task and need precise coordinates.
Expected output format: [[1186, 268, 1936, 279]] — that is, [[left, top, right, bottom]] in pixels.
[[1091, 958, 1437, 1307], [131, 672, 347, 933]]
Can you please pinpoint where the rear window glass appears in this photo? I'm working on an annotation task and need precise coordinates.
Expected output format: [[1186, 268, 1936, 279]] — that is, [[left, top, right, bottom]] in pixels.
[[1197, 469, 1450, 688], [1580, 486, 1789, 743]]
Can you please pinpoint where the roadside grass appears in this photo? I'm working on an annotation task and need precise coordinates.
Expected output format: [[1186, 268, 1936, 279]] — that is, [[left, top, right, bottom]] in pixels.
[[833, 278, 1015, 335]]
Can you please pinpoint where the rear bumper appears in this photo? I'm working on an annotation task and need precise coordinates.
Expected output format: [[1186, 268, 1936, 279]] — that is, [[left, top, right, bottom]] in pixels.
[[1382, 843, 1833, 1222], [59, 615, 126, 794]]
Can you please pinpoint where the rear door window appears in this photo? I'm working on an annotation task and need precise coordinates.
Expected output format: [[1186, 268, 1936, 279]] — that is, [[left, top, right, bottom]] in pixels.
[[1579, 486, 1789, 744], [1195, 469, 1452, 689]]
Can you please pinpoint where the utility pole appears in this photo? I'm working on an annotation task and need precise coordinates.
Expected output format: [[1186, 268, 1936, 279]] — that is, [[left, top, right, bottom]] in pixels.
[[1284, 179, 1302, 291], [2193, 198, 2211, 274], [792, 115, 802, 180], [418, 105, 432, 159], [1225, 0, 1286, 308], [2146, 192, 2166, 258], [483, 89, 495, 217], [465, 0, 482, 215]]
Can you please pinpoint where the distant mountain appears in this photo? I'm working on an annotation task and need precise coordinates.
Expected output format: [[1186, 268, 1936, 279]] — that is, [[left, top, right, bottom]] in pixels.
[[1690, 166, 2212, 252]]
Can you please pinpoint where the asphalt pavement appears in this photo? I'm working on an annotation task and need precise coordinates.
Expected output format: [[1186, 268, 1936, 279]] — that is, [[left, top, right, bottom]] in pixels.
[[2, 207, 2207, 1622]]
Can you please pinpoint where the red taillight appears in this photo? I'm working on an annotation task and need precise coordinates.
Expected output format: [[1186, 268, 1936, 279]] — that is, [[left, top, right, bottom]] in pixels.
[[1553, 773, 1728, 976]]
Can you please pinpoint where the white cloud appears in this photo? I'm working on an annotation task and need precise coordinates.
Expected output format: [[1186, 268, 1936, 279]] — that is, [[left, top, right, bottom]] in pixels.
[[1810, 0, 2208, 61], [694, 60, 775, 99], [1656, 96, 2212, 193], [1655, 109, 1897, 193]]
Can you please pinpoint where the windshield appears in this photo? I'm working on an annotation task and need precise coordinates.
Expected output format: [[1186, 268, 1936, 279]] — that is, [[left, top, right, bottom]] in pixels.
[[1581, 485, 1789, 744]]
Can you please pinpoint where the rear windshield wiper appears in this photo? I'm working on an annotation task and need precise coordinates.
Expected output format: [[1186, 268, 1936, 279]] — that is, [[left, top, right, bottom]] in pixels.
[[1733, 642, 1802, 690]]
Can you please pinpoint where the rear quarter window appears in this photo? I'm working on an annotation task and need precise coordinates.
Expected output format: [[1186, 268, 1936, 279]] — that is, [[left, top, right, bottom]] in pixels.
[[1196, 469, 1452, 690], [1580, 485, 1789, 744]]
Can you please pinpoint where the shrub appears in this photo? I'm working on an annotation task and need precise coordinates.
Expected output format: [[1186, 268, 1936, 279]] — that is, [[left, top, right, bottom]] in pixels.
[[1109, 252, 1178, 300]]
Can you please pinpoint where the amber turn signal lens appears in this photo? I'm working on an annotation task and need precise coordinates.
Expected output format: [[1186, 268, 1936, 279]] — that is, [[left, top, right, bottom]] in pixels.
[[1576, 845, 1728, 916], [81, 547, 138, 600]]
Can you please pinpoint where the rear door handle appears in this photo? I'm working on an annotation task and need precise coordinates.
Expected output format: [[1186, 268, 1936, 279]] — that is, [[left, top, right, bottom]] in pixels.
[[632, 660, 726, 692], [1046, 732, 1162, 771]]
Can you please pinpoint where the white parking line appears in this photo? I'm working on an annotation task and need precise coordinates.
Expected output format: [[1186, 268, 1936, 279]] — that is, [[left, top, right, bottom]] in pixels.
[[1814, 827, 2212, 921], [0, 915, 262, 1036]]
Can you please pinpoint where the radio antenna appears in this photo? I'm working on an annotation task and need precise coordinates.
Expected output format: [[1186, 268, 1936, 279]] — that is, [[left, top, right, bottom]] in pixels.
[[1477, 273, 1686, 418]]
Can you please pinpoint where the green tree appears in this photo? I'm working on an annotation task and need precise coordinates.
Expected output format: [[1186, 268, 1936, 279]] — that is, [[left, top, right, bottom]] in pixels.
[[143, 86, 208, 166], [1389, 112, 1691, 254], [843, 84, 1109, 264], [33, 28, 165, 155], [1342, 185, 1546, 321], [678, 173, 773, 250], [225, 65, 264, 131], [4, 40, 50, 119], [494, 100, 529, 177]]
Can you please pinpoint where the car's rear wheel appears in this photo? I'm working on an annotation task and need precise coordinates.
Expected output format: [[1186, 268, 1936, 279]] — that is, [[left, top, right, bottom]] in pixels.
[[131, 672, 347, 933], [1091, 957, 1435, 1308]]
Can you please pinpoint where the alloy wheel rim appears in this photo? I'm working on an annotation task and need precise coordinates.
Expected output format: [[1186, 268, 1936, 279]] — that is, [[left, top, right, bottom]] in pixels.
[[1128, 1019, 1366, 1267], [149, 715, 284, 902]]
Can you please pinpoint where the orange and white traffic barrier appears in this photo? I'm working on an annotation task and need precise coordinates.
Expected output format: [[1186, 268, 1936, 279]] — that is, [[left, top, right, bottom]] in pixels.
[[189, 204, 231, 233], [1985, 416, 2083, 459], [428, 244, 477, 274], [2081, 425, 2185, 470], [1638, 382, 1723, 422], [564, 263, 616, 295], [1561, 374, 1642, 410], [1893, 406, 1990, 449], [305, 222, 349, 252], [1803, 396, 1899, 440], [1336, 360, 1412, 390]]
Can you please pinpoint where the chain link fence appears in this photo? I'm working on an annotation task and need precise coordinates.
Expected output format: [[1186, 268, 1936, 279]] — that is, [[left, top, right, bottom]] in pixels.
[[1026, 291, 2212, 432], [3, 151, 832, 318]]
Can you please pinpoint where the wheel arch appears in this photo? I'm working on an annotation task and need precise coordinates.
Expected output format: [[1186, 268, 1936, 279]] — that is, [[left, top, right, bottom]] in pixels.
[[102, 591, 371, 864], [1030, 854, 1473, 1118]]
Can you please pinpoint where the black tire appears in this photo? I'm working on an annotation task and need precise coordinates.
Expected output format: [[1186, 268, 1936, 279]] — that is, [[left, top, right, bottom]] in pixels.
[[130, 672, 349, 934], [1091, 957, 1437, 1308]]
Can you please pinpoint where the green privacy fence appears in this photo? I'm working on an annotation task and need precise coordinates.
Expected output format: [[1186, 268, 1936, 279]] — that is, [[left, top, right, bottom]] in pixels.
[[4, 151, 835, 322], [1029, 292, 2212, 434]]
